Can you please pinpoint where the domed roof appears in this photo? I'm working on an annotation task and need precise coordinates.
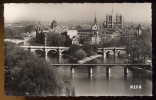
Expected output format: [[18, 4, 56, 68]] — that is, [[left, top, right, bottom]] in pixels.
[[51, 19, 57, 29], [51, 20, 57, 25]]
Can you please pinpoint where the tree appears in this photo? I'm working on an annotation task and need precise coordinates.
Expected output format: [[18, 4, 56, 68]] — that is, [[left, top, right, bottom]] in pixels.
[[128, 38, 152, 63], [25, 25, 35, 33], [4, 42, 73, 96], [140, 29, 151, 41], [64, 35, 72, 47], [46, 32, 66, 46], [91, 44, 98, 53], [83, 43, 96, 56], [137, 40, 152, 62], [4, 27, 25, 39], [74, 49, 86, 60], [68, 44, 80, 56]]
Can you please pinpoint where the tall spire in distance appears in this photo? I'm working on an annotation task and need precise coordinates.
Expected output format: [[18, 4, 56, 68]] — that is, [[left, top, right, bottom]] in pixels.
[[94, 10, 97, 24], [37, 19, 42, 31]]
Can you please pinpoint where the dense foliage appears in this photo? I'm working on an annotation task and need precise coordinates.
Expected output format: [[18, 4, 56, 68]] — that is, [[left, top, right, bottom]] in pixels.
[[73, 49, 86, 60], [125, 28, 152, 63], [68, 44, 80, 56], [68, 44, 97, 60], [46, 32, 66, 46], [82, 43, 98, 56], [64, 35, 72, 47], [5, 25, 36, 39], [4, 42, 74, 96], [25, 25, 35, 33]]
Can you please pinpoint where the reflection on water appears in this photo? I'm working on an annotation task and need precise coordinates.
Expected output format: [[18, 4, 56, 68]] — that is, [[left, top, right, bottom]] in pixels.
[[33, 50, 152, 96], [71, 66, 152, 96]]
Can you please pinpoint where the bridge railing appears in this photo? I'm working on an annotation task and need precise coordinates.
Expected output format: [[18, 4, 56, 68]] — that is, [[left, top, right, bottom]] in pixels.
[[50, 63, 151, 66], [20, 46, 69, 49], [98, 47, 125, 49], [20, 45, 125, 50]]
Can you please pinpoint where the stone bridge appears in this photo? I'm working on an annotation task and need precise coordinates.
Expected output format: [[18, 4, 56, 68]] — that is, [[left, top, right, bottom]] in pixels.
[[51, 64, 151, 75], [20, 46, 126, 57], [20, 46, 69, 56], [97, 47, 126, 57]]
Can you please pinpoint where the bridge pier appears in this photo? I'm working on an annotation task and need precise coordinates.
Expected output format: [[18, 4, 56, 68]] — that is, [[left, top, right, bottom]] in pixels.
[[28, 47, 31, 52], [71, 68, 74, 74], [57, 50, 63, 56], [124, 73, 128, 81], [106, 67, 111, 74], [58, 52, 62, 56], [115, 52, 120, 57], [44, 51, 48, 57], [103, 50, 106, 57], [89, 68, 93, 74], [106, 73, 110, 80], [124, 67, 129, 74], [88, 73, 92, 79]]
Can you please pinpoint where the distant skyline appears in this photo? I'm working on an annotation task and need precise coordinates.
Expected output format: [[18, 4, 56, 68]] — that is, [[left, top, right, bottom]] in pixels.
[[4, 3, 151, 23]]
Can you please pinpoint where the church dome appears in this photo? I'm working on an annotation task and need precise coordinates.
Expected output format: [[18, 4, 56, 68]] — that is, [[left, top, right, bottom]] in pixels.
[[51, 19, 57, 29], [51, 20, 57, 26]]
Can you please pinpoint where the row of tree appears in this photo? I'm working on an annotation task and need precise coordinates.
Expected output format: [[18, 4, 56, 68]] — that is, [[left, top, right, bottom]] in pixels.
[[4, 41, 75, 96], [4, 25, 35, 39], [126, 28, 152, 63], [46, 32, 66, 46]]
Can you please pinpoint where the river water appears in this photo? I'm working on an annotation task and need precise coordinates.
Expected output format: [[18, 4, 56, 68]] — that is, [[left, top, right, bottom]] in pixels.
[[23, 41, 152, 96]]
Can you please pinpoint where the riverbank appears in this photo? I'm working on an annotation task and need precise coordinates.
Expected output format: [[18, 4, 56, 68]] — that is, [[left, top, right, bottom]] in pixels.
[[128, 66, 152, 79], [78, 55, 102, 64]]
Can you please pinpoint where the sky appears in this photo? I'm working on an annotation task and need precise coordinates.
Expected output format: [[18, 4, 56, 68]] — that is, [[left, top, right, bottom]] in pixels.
[[4, 3, 151, 23]]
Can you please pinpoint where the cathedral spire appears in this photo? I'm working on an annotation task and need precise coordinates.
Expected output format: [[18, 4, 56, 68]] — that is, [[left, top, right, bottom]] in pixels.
[[94, 11, 97, 24], [37, 20, 41, 31]]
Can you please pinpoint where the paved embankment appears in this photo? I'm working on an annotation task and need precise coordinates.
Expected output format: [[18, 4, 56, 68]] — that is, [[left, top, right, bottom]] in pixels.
[[78, 55, 102, 64]]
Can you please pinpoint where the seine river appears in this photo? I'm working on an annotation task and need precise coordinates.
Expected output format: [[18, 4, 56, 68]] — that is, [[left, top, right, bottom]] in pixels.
[[23, 42, 152, 96], [35, 50, 152, 96]]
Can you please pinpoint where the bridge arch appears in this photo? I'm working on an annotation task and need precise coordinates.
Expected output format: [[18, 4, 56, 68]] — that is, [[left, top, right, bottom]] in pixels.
[[116, 49, 127, 57], [105, 50, 113, 55], [61, 50, 68, 54], [47, 49, 58, 56], [32, 49, 44, 56], [97, 50, 103, 55], [31, 49, 44, 52]]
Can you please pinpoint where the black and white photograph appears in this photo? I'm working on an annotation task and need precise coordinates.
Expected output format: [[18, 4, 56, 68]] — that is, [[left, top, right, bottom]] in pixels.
[[4, 3, 152, 96]]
